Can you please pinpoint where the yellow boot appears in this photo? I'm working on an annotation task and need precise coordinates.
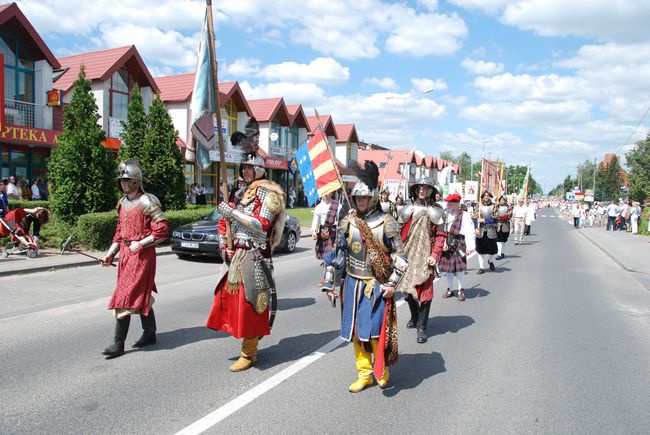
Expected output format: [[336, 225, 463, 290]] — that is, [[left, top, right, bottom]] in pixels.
[[370, 339, 390, 389], [229, 337, 259, 372], [349, 341, 374, 393]]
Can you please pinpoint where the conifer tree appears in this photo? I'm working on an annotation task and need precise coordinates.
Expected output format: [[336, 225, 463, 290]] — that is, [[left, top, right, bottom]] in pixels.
[[117, 84, 147, 162], [596, 155, 622, 201], [141, 95, 185, 210], [47, 66, 116, 224], [626, 134, 650, 202]]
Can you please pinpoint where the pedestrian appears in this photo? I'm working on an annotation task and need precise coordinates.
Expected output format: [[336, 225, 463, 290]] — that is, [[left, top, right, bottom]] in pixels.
[[525, 200, 537, 234], [23, 207, 50, 243], [321, 160, 407, 392], [311, 191, 341, 266], [512, 197, 527, 243], [379, 189, 397, 219], [287, 185, 296, 208], [31, 179, 41, 200], [439, 193, 475, 301], [495, 195, 512, 259], [606, 199, 619, 231], [206, 118, 286, 372], [37, 178, 49, 200], [6, 176, 21, 200], [398, 176, 445, 343], [0, 179, 8, 218], [572, 203, 582, 228], [474, 191, 498, 274], [100, 159, 169, 359], [630, 201, 641, 235]]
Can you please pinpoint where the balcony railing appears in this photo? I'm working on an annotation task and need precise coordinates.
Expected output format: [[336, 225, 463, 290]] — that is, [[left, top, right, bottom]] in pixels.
[[4, 99, 46, 129]]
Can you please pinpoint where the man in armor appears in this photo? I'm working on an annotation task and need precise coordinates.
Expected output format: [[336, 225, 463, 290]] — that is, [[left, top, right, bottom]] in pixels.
[[206, 118, 286, 372], [101, 159, 169, 359], [379, 189, 398, 220], [495, 195, 512, 259], [322, 160, 408, 392], [439, 193, 475, 301], [398, 176, 446, 343], [473, 191, 498, 274]]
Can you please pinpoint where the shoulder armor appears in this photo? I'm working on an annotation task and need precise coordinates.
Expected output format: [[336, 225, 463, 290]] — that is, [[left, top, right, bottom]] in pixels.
[[383, 214, 401, 238], [399, 204, 415, 222], [140, 193, 166, 222], [427, 203, 445, 225], [263, 189, 283, 215], [339, 213, 351, 233]]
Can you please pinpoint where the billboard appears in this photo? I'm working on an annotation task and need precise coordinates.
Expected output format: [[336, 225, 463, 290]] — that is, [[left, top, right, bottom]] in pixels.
[[464, 181, 478, 201]]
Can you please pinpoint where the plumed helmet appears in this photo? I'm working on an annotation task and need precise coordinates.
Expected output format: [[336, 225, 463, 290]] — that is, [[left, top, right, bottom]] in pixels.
[[350, 160, 380, 211], [239, 152, 266, 180], [118, 158, 144, 193]]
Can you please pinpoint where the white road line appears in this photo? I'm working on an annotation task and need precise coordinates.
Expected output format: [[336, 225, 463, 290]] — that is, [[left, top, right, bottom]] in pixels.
[[541, 215, 547, 217], [175, 252, 477, 434]]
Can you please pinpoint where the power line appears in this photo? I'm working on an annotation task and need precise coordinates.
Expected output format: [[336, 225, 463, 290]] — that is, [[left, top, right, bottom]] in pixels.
[[615, 105, 650, 154]]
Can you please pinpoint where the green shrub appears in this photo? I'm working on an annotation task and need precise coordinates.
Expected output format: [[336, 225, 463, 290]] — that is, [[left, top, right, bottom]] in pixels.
[[75, 206, 214, 250], [640, 206, 650, 236], [8, 200, 50, 210]]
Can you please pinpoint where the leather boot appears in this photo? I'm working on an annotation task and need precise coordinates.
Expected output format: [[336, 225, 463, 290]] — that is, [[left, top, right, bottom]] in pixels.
[[132, 309, 157, 348], [404, 294, 419, 328], [102, 316, 131, 358], [416, 300, 431, 343], [370, 339, 389, 388], [349, 341, 374, 393], [230, 337, 259, 372]]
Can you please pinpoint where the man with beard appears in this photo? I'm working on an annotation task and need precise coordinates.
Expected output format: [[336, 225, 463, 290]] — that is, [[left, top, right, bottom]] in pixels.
[[398, 176, 446, 343], [439, 193, 475, 301], [100, 159, 169, 359], [495, 195, 512, 259], [322, 160, 408, 392], [474, 191, 498, 274], [206, 118, 286, 372]]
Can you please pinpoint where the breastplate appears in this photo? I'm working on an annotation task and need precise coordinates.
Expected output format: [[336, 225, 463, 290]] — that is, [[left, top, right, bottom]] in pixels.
[[346, 212, 387, 279], [498, 205, 508, 217], [480, 204, 493, 220]]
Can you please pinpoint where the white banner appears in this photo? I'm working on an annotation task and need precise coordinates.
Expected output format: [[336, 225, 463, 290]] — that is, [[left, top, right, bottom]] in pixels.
[[382, 179, 408, 201]]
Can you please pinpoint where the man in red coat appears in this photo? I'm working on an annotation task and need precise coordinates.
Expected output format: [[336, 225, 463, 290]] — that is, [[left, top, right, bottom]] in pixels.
[[397, 176, 446, 343], [206, 119, 286, 372], [100, 159, 169, 359]]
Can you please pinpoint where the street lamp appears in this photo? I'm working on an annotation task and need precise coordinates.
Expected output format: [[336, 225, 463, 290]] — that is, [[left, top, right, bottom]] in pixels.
[[386, 88, 434, 149]]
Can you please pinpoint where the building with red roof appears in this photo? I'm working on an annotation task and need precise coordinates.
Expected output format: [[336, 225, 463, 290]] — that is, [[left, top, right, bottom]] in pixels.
[[334, 123, 359, 166], [0, 2, 63, 183]]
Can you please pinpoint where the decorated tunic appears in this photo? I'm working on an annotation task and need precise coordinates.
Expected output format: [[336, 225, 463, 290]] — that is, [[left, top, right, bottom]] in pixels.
[[438, 209, 475, 274], [496, 204, 512, 242], [474, 202, 498, 255], [108, 194, 169, 317], [206, 179, 285, 339]]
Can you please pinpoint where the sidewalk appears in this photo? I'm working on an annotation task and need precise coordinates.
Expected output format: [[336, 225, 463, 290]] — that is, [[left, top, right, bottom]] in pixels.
[[577, 226, 648, 275], [1, 227, 312, 277]]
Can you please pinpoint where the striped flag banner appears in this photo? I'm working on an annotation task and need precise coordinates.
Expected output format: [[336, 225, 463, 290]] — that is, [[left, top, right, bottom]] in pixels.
[[296, 130, 342, 207]]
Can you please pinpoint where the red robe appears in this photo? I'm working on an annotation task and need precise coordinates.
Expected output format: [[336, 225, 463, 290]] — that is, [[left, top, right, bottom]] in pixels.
[[206, 190, 277, 339], [107, 203, 169, 316], [400, 218, 446, 302]]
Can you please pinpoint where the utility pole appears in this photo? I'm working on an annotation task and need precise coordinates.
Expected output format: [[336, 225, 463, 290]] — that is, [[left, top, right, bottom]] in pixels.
[[592, 156, 596, 196]]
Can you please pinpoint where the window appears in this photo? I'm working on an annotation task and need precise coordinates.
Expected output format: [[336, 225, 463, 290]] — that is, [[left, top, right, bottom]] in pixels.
[[225, 100, 238, 142], [0, 33, 35, 103], [110, 69, 135, 118], [270, 116, 283, 156]]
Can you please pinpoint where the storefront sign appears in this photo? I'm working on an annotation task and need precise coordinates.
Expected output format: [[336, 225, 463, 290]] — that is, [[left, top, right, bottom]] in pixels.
[[265, 158, 288, 170], [271, 146, 285, 156], [47, 89, 63, 106], [209, 149, 242, 164], [0, 124, 61, 145], [109, 117, 124, 139]]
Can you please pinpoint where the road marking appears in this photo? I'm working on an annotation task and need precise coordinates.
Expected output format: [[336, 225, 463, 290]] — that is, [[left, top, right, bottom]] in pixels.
[[541, 215, 547, 217], [176, 253, 477, 434]]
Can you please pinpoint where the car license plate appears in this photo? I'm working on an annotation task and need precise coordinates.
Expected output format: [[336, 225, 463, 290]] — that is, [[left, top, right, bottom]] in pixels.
[[180, 241, 199, 249]]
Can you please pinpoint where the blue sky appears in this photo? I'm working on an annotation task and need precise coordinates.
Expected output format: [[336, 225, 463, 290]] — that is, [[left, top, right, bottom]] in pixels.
[[16, 0, 650, 192]]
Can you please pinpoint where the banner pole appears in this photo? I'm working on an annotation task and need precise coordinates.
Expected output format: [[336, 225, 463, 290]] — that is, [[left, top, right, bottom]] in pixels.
[[314, 108, 350, 208]]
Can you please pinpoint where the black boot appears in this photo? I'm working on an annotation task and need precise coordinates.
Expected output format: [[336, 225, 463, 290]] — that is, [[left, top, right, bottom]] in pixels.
[[132, 309, 157, 348], [416, 301, 431, 343], [404, 295, 419, 329], [102, 316, 131, 358]]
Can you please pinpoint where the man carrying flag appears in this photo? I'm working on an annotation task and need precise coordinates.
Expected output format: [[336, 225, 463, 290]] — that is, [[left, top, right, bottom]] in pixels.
[[321, 160, 408, 392]]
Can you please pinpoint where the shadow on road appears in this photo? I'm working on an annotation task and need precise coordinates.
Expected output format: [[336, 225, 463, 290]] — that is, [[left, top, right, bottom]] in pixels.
[[498, 254, 521, 259], [490, 266, 511, 274], [428, 315, 475, 337], [140, 326, 228, 351], [277, 297, 316, 311], [462, 285, 490, 299], [274, 247, 310, 257], [255, 330, 342, 370], [381, 351, 446, 397]]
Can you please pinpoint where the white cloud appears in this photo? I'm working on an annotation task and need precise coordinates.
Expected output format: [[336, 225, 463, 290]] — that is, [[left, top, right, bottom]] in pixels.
[[239, 81, 325, 107], [362, 77, 400, 91], [418, 0, 439, 11], [448, 0, 514, 15], [411, 78, 448, 92], [258, 57, 350, 84], [473, 73, 587, 101], [461, 58, 505, 75], [227, 58, 262, 77], [386, 11, 468, 57], [460, 100, 592, 127]]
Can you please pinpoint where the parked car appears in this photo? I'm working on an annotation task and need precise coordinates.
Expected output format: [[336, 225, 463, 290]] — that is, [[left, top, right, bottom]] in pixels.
[[170, 208, 301, 260]]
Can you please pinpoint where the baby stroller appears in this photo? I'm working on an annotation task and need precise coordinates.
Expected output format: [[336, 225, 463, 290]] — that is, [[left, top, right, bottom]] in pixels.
[[0, 208, 39, 259]]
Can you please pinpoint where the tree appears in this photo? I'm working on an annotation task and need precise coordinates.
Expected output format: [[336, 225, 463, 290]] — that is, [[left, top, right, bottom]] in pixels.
[[504, 164, 542, 196], [626, 134, 650, 202], [576, 159, 596, 192], [140, 95, 185, 210], [47, 66, 116, 224], [439, 151, 455, 163], [117, 84, 147, 162], [596, 155, 622, 201]]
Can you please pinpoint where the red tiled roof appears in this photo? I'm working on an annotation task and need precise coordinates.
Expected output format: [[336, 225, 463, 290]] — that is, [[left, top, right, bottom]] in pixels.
[[0, 3, 60, 68], [306, 115, 337, 138], [247, 97, 290, 124], [285, 104, 308, 129], [55, 45, 159, 94], [359, 148, 459, 180], [335, 123, 359, 143]]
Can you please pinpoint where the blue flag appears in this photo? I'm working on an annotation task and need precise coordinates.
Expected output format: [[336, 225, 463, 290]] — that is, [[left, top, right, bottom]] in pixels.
[[296, 139, 319, 206]]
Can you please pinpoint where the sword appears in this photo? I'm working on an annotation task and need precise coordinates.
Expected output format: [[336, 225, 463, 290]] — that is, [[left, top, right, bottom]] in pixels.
[[60, 235, 116, 267]]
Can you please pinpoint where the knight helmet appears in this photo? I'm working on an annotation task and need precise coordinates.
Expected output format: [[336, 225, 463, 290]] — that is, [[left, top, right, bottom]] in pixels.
[[231, 117, 265, 180], [409, 175, 441, 203], [350, 160, 380, 211], [118, 158, 144, 193]]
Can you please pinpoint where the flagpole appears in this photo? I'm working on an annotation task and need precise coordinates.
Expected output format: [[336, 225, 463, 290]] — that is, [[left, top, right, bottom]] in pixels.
[[314, 108, 351, 208], [205, 0, 231, 249], [379, 148, 392, 191]]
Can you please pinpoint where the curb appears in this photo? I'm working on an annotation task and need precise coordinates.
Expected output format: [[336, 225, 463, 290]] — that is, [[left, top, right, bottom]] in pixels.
[[0, 250, 176, 278], [575, 226, 647, 276]]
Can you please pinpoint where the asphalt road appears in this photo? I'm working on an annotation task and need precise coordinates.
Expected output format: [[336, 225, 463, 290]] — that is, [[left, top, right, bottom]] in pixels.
[[1, 208, 650, 434]]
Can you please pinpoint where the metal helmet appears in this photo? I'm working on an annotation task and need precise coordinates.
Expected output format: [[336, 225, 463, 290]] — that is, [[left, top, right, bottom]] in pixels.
[[350, 181, 379, 211], [118, 158, 144, 193], [239, 152, 266, 180], [350, 160, 380, 212], [409, 175, 439, 203]]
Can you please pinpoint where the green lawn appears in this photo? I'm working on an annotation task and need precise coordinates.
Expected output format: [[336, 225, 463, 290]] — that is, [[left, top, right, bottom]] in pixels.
[[287, 207, 314, 228]]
